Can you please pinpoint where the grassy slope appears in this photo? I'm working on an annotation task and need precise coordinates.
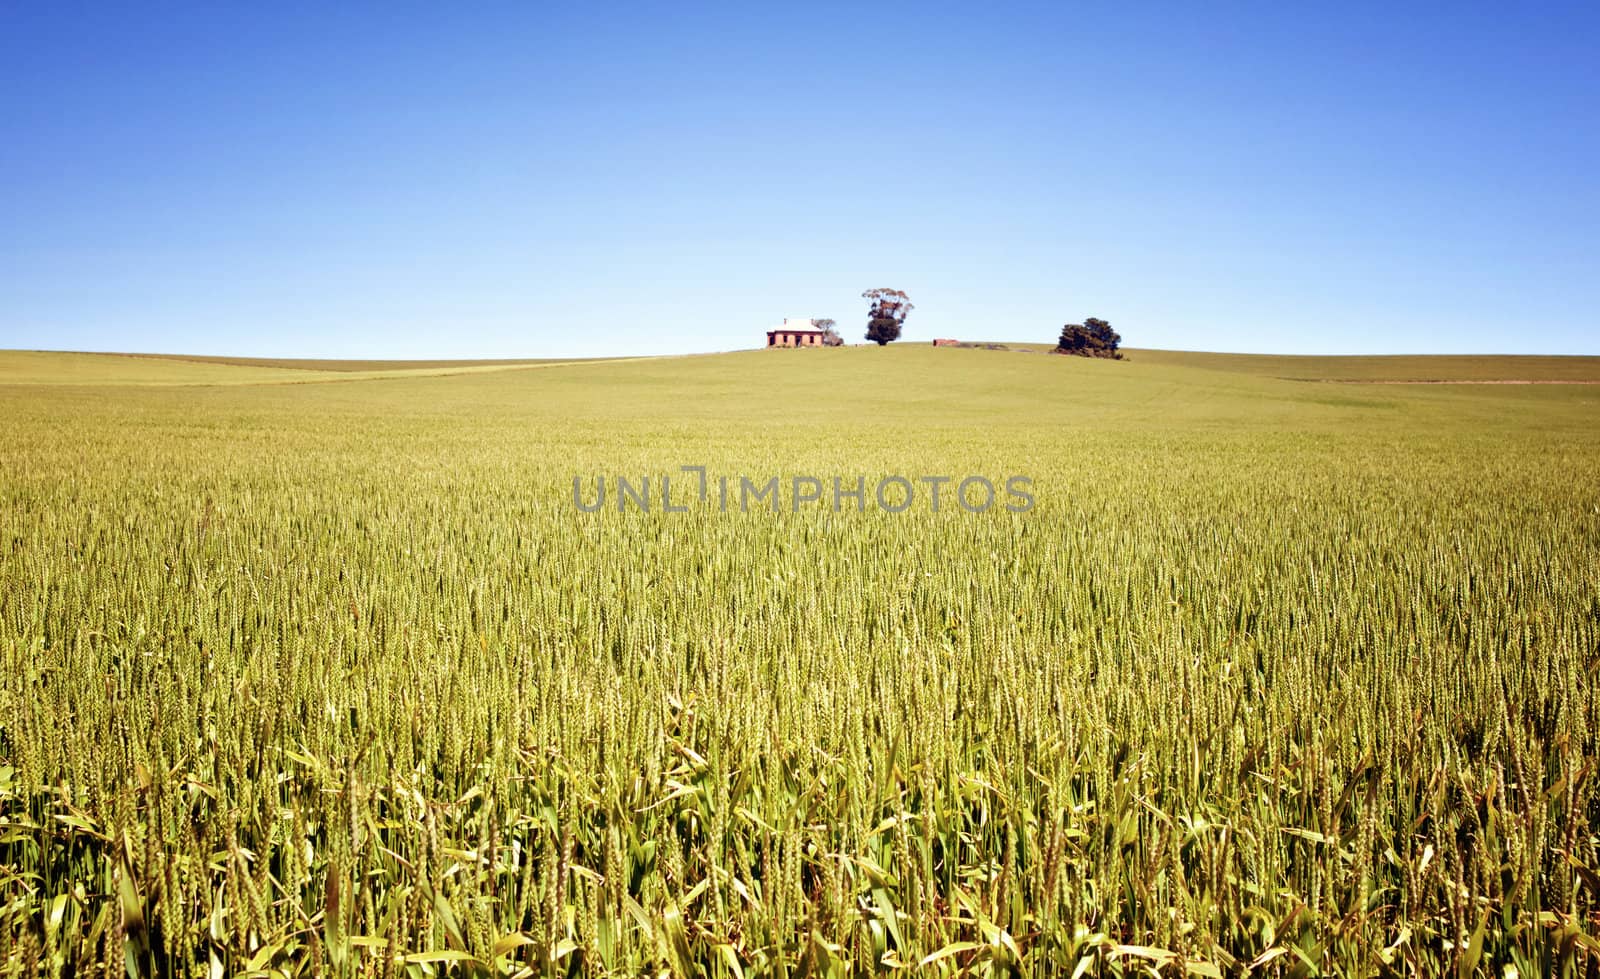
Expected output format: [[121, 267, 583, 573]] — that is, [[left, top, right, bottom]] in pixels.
[[3, 345, 1597, 444], [941, 343, 1600, 381], [0, 349, 635, 386], [9, 343, 1600, 387], [1114, 347, 1600, 381], [126, 352, 596, 372]]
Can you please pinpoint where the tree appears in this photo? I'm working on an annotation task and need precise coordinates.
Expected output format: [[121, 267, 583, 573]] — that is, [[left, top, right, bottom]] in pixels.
[[1056, 317, 1123, 359], [862, 288, 913, 346], [812, 318, 843, 346]]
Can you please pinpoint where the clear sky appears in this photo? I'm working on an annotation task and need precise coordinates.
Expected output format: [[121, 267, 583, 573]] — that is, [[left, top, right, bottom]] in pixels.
[[2, 2, 1596, 358]]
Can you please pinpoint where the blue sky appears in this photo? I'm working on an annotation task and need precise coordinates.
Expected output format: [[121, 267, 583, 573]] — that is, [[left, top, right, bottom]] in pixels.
[[2, 2, 1595, 358]]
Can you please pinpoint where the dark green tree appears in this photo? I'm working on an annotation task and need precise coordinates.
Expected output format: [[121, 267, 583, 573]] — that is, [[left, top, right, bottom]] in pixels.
[[862, 288, 913, 346], [1057, 317, 1123, 358]]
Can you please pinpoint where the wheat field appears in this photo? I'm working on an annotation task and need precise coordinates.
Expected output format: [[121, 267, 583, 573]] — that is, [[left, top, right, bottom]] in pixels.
[[1, 346, 1597, 977]]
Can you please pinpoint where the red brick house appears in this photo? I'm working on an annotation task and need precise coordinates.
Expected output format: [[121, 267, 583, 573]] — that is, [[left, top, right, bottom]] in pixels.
[[767, 329, 826, 347], [767, 318, 826, 347]]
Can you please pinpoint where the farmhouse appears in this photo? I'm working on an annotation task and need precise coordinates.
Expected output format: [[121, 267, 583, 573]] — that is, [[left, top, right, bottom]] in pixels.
[[767, 318, 825, 348]]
